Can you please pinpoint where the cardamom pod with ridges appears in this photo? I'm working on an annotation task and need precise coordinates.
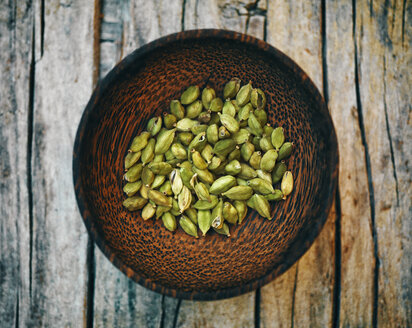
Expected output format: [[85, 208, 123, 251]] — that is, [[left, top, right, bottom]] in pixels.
[[179, 215, 198, 238], [265, 189, 283, 201], [170, 99, 185, 119], [124, 163, 143, 182], [225, 160, 241, 175], [171, 143, 187, 160], [252, 136, 262, 150], [148, 189, 172, 207], [254, 109, 267, 126], [139, 184, 150, 199], [193, 195, 218, 210], [164, 113, 177, 129], [192, 150, 208, 170], [170, 169, 183, 197], [228, 148, 241, 161], [219, 113, 240, 133], [218, 126, 230, 139], [240, 141, 255, 162], [251, 194, 271, 219], [191, 124, 208, 135], [192, 166, 214, 185], [159, 180, 173, 196], [263, 124, 274, 137], [141, 138, 155, 165], [155, 205, 171, 218], [250, 88, 266, 109], [234, 200, 247, 224], [223, 202, 238, 224], [231, 128, 250, 145], [162, 212, 177, 232], [154, 128, 176, 154], [238, 163, 257, 179], [201, 87, 216, 109], [248, 112, 263, 136], [180, 167, 194, 190], [178, 186, 192, 213], [130, 131, 150, 152], [271, 127, 285, 150], [209, 112, 220, 125], [281, 171, 293, 199], [213, 223, 230, 237], [180, 85, 200, 105], [272, 161, 287, 184], [256, 169, 273, 185], [147, 116, 162, 136], [142, 202, 156, 220], [194, 181, 211, 202], [236, 178, 248, 186], [260, 149, 278, 172], [213, 139, 236, 159], [246, 196, 256, 210], [222, 186, 253, 200], [238, 103, 253, 121], [186, 100, 203, 119], [178, 132, 194, 146], [259, 136, 274, 152], [222, 100, 236, 117], [141, 166, 154, 186], [236, 82, 252, 107], [165, 149, 175, 161], [166, 158, 183, 166], [176, 118, 197, 132], [188, 132, 207, 155], [151, 175, 166, 189], [247, 178, 275, 194], [185, 208, 198, 225], [208, 156, 222, 171], [197, 111, 211, 123], [123, 196, 148, 211], [206, 124, 219, 144], [123, 180, 142, 197], [198, 210, 212, 236], [209, 97, 223, 112], [209, 175, 236, 194], [211, 199, 224, 229], [223, 78, 241, 99], [153, 154, 164, 163], [148, 162, 173, 175], [278, 142, 293, 161], [125, 151, 141, 170], [201, 144, 214, 163]]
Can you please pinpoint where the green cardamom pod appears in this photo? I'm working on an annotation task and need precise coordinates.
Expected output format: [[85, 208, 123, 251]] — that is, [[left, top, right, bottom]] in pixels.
[[165, 149, 175, 161], [185, 208, 198, 225], [236, 82, 252, 107], [281, 171, 293, 199], [247, 178, 275, 194], [259, 136, 274, 152], [147, 116, 162, 136], [141, 138, 155, 165], [123, 180, 142, 197], [228, 148, 241, 161], [278, 142, 293, 160], [252, 136, 262, 150], [197, 111, 211, 123], [238, 103, 253, 121], [194, 181, 211, 202], [240, 141, 255, 162], [231, 128, 250, 145], [260, 149, 278, 172], [234, 200, 247, 224], [263, 124, 274, 137], [130, 131, 150, 152], [186, 100, 203, 119], [209, 175, 237, 194], [236, 178, 248, 186], [164, 113, 177, 129], [223, 202, 238, 224], [222, 100, 237, 117], [139, 184, 150, 199], [179, 216, 198, 238], [177, 132, 194, 146], [180, 85, 200, 105], [211, 199, 224, 229], [192, 150, 208, 170], [193, 194, 218, 210], [170, 99, 185, 119], [206, 124, 219, 144], [213, 139, 236, 159], [223, 78, 241, 99], [141, 166, 155, 186], [209, 97, 223, 112], [271, 127, 285, 150], [151, 175, 166, 189], [191, 124, 208, 135], [159, 180, 173, 196], [154, 128, 176, 154], [209, 112, 220, 125], [142, 202, 156, 220], [225, 160, 241, 175], [201, 87, 216, 109], [272, 161, 287, 183], [213, 223, 231, 237], [148, 162, 173, 175], [201, 144, 214, 163], [157, 204, 172, 219], [148, 189, 172, 207], [124, 151, 141, 170], [170, 143, 187, 160], [178, 185, 192, 213], [218, 126, 230, 139], [219, 113, 240, 133], [123, 196, 148, 211], [180, 167, 194, 190], [250, 88, 266, 109], [207, 156, 222, 171], [251, 194, 271, 219], [256, 169, 273, 185], [124, 163, 143, 182], [176, 118, 197, 132], [153, 154, 164, 163], [238, 163, 258, 179], [162, 212, 177, 232], [265, 189, 283, 201], [222, 186, 253, 200], [254, 109, 267, 126], [170, 169, 183, 197], [188, 132, 207, 155], [248, 112, 263, 136], [198, 210, 212, 236], [192, 166, 214, 184]]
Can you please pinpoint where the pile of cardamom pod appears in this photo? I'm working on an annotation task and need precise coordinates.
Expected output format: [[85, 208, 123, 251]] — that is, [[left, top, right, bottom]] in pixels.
[[122, 79, 294, 238]]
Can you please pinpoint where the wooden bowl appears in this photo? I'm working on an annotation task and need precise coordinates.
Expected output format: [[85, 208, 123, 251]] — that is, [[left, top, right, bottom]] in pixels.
[[73, 29, 338, 300]]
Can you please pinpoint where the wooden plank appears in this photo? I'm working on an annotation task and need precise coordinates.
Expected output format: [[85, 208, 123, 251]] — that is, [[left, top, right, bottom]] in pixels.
[[261, 1, 336, 327], [354, 1, 412, 326], [93, 1, 183, 327], [0, 1, 32, 327], [28, 1, 95, 326], [325, 1, 375, 326]]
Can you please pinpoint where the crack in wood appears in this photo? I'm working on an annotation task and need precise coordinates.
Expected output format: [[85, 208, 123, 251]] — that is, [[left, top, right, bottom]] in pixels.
[[254, 287, 261, 328], [86, 239, 95, 328], [332, 189, 342, 328], [382, 55, 399, 207], [14, 289, 19, 328], [401, 0, 407, 46], [158, 295, 166, 328], [352, 1, 379, 327], [244, 0, 267, 34], [290, 264, 298, 328], [40, 0, 44, 58], [171, 299, 182, 328], [181, 0, 187, 31]]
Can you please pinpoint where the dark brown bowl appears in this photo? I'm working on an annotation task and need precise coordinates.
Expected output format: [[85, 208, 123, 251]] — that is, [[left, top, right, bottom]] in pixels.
[[73, 29, 338, 300]]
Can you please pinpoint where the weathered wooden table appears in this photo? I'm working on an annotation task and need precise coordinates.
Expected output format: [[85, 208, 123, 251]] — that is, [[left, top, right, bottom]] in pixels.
[[1, 0, 411, 327]]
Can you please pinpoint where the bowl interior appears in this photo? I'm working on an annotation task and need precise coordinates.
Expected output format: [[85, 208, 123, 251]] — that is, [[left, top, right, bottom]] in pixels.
[[74, 31, 337, 300]]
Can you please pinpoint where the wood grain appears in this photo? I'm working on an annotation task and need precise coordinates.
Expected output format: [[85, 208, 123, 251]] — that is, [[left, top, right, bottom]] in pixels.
[[0, 1, 32, 327], [28, 0, 95, 326], [261, 1, 336, 327], [354, 0, 411, 326]]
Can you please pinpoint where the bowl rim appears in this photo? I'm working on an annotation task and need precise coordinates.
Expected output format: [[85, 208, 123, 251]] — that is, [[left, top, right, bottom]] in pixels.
[[73, 28, 339, 301]]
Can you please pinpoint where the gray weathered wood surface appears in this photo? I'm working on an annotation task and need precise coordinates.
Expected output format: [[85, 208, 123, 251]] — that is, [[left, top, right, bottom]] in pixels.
[[1, 0, 410, 327]]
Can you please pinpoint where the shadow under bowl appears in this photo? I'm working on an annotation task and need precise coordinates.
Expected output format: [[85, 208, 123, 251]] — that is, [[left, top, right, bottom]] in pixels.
[[73, 29, 338, 300]]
